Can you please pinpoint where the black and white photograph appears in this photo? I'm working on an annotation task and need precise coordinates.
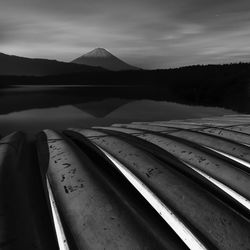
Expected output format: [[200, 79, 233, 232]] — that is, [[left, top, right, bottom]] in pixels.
[[0, 0, 250, 249]]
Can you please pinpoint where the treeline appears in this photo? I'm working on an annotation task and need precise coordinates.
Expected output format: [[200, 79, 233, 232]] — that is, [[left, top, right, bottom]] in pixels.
[[0, 62, 249, 112]]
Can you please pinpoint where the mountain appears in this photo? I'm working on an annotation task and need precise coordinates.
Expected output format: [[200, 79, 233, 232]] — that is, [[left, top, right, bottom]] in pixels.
[[72, 48, 139, 71], [0, 52, 104, 76]]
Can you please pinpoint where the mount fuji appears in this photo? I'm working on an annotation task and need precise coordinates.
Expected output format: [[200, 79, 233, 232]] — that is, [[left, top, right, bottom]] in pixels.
[[72, 48, 140, 71]]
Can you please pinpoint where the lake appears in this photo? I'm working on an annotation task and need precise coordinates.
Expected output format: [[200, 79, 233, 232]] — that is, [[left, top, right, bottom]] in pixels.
[[0, 85, 236, 136]]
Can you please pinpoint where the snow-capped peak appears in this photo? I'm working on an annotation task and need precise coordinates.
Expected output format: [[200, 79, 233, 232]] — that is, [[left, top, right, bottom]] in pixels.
[[83, 48, 113, 58]]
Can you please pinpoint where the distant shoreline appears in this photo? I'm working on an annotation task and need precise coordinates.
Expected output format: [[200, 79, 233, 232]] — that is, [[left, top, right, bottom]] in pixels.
[[0, 62, 249, 114]]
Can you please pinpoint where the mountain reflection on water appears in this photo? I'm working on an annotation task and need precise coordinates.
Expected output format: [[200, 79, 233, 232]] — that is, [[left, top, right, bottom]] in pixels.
[[0, 85, 235, 136]]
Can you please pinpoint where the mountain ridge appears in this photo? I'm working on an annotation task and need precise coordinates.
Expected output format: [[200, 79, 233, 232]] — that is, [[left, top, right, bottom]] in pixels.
[[0, 52, 104, 76]]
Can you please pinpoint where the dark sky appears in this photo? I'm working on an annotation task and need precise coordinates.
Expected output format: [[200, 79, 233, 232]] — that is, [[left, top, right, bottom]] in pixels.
[[1, 0, 250, 69]]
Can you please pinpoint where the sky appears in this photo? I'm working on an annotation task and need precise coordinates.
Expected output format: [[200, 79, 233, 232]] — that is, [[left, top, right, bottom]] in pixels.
[[1, 0, 250, 69]]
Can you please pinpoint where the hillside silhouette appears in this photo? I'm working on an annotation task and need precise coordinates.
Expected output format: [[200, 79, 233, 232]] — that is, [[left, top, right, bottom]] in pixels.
[[0, 52, 104, 76]]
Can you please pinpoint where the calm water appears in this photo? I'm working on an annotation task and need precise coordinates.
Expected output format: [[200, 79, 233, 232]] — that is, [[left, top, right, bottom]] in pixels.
[[0, 85, 169, 114], [0, 85, 237, 136]]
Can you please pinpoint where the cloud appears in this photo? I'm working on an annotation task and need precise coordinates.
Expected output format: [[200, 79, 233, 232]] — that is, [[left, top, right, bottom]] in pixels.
[[1, 0, 250, 68]]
